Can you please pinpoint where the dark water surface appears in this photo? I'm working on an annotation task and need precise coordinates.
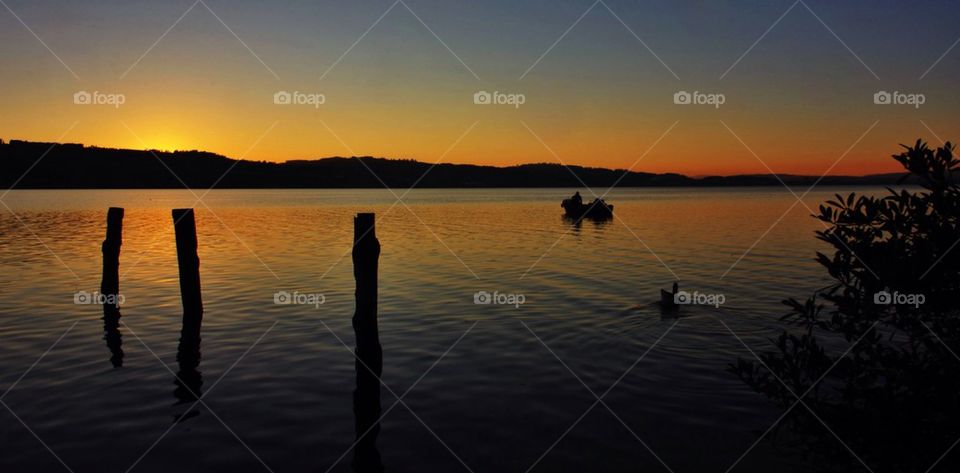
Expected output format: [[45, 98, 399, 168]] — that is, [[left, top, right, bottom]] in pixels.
[[0, 188, 871, 472]]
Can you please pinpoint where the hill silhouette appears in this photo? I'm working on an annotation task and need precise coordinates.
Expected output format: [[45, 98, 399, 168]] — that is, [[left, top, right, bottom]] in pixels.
[[0, 138, 911, 189]]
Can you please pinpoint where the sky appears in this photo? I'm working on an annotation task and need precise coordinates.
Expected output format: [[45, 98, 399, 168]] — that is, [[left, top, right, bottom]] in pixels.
[[0, 0, 958, 176]]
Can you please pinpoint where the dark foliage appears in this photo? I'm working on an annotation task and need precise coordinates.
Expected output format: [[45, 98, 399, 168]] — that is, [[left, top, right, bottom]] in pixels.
[[731, 140, 960, 472]]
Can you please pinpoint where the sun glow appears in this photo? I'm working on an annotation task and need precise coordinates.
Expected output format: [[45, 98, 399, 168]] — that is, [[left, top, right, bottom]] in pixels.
[[143, 134, 189, 153]]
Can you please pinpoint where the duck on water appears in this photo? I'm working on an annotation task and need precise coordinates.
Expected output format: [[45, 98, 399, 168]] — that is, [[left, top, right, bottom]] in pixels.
[[561, 191, 614, 220], [661, 282, 680, 311]]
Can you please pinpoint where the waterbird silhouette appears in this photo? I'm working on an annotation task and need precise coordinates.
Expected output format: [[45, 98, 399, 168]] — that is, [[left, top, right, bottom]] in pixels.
[[660, 282, 679, 313]]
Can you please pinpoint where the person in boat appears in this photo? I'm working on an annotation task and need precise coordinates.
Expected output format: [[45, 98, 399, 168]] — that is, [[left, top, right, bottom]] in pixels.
[[571, 191, 582, 205]]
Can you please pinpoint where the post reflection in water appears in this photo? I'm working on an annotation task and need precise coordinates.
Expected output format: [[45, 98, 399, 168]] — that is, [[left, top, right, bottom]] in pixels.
[[102, 313, 123, 368], [173, 311, 203, 423], [561, 214, 613, 233], [351, 334, 383, 472]]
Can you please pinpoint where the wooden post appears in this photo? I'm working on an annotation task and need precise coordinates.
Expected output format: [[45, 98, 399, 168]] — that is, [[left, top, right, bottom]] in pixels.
[[351, 212, 383, 471], [100, 207, 124, 317], [172, 208, 203, 411], [172, 209, 203, 322], [352, 213, 381, 359]]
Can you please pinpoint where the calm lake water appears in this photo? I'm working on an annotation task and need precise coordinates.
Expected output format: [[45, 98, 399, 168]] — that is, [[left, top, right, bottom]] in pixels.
[[0, 188, 877, 473]]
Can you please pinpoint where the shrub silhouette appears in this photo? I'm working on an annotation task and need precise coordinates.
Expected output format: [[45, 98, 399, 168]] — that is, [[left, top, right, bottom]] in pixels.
[[731, 140, 960, 472]]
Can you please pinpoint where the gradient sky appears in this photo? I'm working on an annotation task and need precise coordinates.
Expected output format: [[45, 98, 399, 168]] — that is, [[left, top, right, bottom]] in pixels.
[[0, 0, 958, 176]]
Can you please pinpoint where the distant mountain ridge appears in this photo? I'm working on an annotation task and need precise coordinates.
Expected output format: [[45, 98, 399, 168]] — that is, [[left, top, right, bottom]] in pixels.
[[0, 138, 912, 189]]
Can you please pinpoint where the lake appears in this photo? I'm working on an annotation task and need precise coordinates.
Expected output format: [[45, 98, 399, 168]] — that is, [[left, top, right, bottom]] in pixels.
[[0, 187, 871, 472]]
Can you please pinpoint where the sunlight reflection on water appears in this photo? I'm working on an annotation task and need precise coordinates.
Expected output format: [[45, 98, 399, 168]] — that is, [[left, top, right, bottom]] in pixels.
[[0, 188, 878, 472]]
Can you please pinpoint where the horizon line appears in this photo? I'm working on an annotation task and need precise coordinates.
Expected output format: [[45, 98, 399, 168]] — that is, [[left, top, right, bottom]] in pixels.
[[0, 136, 908, 179]]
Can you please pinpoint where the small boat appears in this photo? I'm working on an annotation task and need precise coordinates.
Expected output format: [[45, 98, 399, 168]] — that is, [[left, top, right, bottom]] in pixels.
[[660, 282, 679, 310], [561, 198, 614, 220]]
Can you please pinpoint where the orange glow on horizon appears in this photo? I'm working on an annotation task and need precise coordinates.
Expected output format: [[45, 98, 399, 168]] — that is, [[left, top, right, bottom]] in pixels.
[[0, 78, 950, 178], [2, 126, 913, 178]]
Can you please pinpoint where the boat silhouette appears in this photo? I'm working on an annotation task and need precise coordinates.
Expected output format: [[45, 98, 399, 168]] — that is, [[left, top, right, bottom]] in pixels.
[[561, 197, 614, 220]]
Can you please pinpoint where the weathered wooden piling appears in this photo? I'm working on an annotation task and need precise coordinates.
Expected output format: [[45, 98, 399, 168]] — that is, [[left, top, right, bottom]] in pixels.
[[352, 213, 381, 360], [172, 209, 203, 321], [100, 207, 124, 317], [172, 208, 203, 410], [352, 212, 383, 472]]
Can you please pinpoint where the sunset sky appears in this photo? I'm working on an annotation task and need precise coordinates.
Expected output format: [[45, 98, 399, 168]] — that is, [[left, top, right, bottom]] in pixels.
[[1, 0, 958, 176]]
